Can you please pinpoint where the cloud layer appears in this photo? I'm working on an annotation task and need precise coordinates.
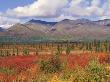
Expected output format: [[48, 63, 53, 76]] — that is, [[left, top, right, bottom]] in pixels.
[[64, 0, 103, 16], [1, 0, 110, 28], [7, 0, 68, 17], [6, 0, 109, 18], [0, 13, 20, 28]]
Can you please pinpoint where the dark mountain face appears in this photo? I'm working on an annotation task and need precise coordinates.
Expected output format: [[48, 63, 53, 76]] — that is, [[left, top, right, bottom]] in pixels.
[[0, 27, 5, 32], [28, 19, 57, 26], [94, 19, 110, 26]]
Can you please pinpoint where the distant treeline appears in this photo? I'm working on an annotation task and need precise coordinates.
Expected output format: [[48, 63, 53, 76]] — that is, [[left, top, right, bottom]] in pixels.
[[0, 36, 110, 44], [0, 39, 110, 57]]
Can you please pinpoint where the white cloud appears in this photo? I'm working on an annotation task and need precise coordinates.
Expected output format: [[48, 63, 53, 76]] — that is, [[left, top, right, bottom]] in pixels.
[[97, 0, 110, 20], [0, 14, 20, 29], [7, 0, 104, 19], [5, 0, 110, 21], [7, 0, 68, 17], [64, 0, 104, 16], [1, 0, 110, 24]]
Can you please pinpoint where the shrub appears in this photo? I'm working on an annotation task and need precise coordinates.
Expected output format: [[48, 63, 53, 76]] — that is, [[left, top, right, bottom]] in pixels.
[[23, 48, 29, 55], [72, 66, 89, 82], [57, 45, 62, 55], [98, 55, 110, 64], [36, 73, 51, 82], [85, 59, 110, 82], [61, 59, 110, 82], [60, 66, 89, 82], [104, 55, 110, 64], [39, 54, 62, 74], [60, 68, 74, 81], [66, 46, 72, 55], [0, 67, 16, 75]]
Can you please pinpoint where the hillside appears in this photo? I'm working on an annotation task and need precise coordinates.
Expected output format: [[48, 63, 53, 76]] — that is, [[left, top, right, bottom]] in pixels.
[[1, 19, 110, 42]]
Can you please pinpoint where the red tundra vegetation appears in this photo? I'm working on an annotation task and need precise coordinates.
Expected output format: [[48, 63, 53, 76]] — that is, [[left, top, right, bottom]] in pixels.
[[0, 42, 109, 82]]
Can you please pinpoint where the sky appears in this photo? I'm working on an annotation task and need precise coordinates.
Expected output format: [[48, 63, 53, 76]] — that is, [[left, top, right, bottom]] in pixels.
[[0, 0, 110, 28]]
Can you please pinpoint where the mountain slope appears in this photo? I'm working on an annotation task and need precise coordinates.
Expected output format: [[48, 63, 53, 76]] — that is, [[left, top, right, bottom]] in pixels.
[[7, 23, 47, 37], [1, 19, 110, 41], [49, 19, 110, 40]]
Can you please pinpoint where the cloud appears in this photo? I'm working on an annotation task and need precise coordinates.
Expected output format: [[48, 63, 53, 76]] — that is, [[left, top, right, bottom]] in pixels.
[[7, 0, 68, 18], [1, 0, 110, 24], [97, 0, 110, 20], [0, 13, 20, 29], [5, 0, 110, 20], [63, 0, 104, 16]]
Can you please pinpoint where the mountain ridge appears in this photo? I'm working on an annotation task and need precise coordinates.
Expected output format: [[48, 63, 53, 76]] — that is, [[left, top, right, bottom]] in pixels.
[[1, 18, 110, 42], [28, 19, 57, 26], [0, 27, 5, 32]]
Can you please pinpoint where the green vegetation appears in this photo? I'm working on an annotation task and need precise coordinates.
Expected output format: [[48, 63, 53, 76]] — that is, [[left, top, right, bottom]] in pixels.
[[66, 45, 72, 55], [60, 59, 110, 82], [0, 40, 110, 57], [0, 67, 16, 75], [23, 48, 29, 55], [85, 59, 110, 82], [39, 54, 62, 74]]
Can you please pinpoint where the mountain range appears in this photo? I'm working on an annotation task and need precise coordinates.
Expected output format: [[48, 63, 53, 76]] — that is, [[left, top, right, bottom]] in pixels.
[[0, 27, 5, 32], [1, 18, 110, 42]]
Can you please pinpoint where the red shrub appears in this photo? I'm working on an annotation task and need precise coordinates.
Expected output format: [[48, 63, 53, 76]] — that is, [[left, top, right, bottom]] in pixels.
[[0, 55, 38, 71], [98, 54, 110, 64], [67, 54, 89, 69]]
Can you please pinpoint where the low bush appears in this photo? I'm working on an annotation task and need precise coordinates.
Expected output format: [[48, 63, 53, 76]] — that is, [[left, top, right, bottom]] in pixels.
[[85, 59, 110, 82], [61, 58, 110, 82], [66, 46, 72, 55], [0, 67, 16, 75], [39, 54, 62, 74]]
